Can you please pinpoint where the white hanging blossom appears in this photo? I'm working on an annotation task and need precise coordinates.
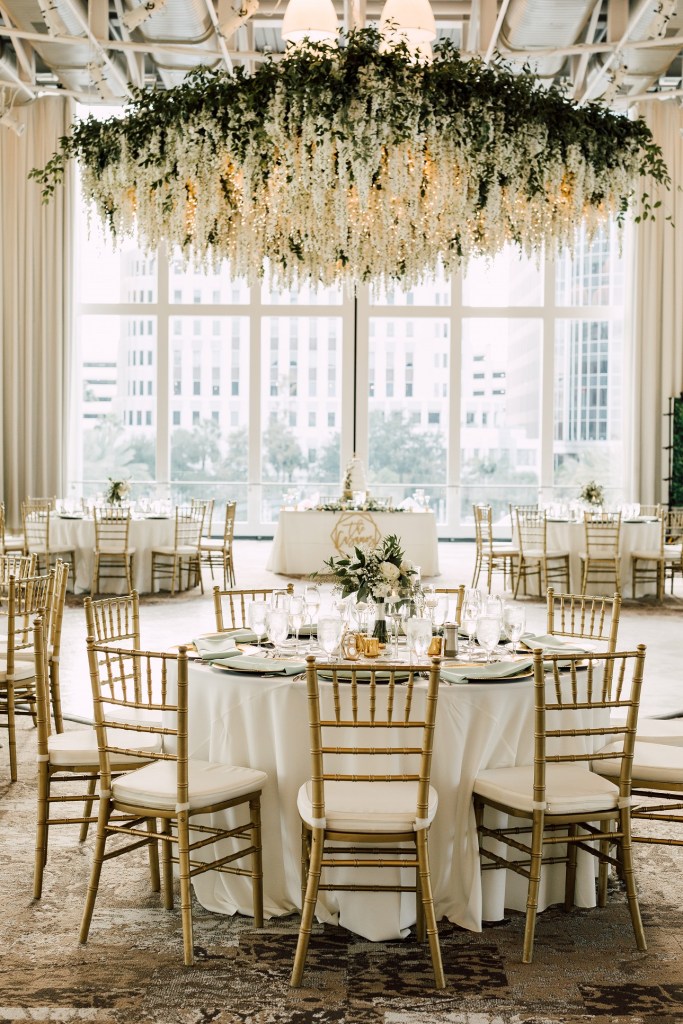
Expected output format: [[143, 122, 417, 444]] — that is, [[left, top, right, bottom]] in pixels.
[[32, 30, 669, 289]]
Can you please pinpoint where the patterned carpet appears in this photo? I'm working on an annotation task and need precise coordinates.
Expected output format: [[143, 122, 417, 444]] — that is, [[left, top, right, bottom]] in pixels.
[[2, 720, 683, 1024]]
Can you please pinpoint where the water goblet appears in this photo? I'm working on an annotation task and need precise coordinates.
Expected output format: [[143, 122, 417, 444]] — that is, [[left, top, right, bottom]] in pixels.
[[461, 600, 480, 655], [353, 600, 368, 634], [502, 603, 526, 658], [386, 596, 408, 661], [304, 585, 321, 625], [423, 586, 439, 625], [289, 594, 305, 653], [266, 606, 289, 657], [317, 616, 343, 662], [272, 589, 291, 612], [406, 617, 432, 665], [476, 615, 501, 664], [247, 600, 267, 654]]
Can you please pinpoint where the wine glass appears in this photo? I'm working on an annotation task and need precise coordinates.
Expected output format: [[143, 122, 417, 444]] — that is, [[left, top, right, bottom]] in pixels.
[[289, 594, 305, 653], [247, 600, 267, 654], [423, 586, 439, 626], [272, 589, 291, 612], [476, 615, 501, 664], [317, 616, 343, 662], [387, 596, 408, 661], [502, 603, 526, 658], [352, 600, 368, 634], [304, 585, 321, 625], [406, 617, 432, 665], [266, 606, 289, 657], [461, 596, 481, 655]]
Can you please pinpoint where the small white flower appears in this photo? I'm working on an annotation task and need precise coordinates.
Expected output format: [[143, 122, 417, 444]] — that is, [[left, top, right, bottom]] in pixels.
[[400, 559, 413, 574], [373, 582, 391, 599], [380, 561, 400, 582]]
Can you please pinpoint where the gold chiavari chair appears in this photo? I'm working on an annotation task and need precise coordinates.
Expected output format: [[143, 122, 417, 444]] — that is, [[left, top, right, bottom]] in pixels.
[[473, 646, 647, 963], [580, 511, 622, 596], [200, 500, 237, 589], [32, 620, 163, 899], [546, 588, 621, 652], [23, 559, 69, 733], [150, 504, 205, 596], [514, 508, 570, 597], [435, 585, 465, 626], [79, 641, 267, 965], [630, 512, 672, 602], [22, 503, 76, 583], [472, 504, 518, 593], [0, 501, 25, 555], [91, 504, 135, 595], [191, 497, 214, 542], [213, 583, 294, 631], [0, 571, 53, 781], [0, 553, 37, 589], [26, 496, 57, 511], [664, 509, 683, 594], [291, 655, 444, 989], [596, 740, 683, 851]]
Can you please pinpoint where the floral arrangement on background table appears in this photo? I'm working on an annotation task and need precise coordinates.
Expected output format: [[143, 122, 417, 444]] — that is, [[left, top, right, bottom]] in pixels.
[[319, 533, 417, 642], [314, 498, 402, 513], [579, 480, 605, 508], [105, 478, 130, 504]]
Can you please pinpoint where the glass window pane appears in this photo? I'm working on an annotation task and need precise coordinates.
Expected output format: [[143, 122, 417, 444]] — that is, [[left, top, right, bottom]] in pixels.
[[170, 316, 250, 520], [78, 314, 157, 497], [370, 266, 450, 307], [367, 317, 449, 520], [170, 257, 250, 304], [261, 276, 342, 305], [463, 246, 542, 307], [460, 318, 542, 525], [555, 224, 624, 307], [261, 316, 342, 519]]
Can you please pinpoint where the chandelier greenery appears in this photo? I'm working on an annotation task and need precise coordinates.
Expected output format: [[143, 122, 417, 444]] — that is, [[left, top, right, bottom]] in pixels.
[[33, 28, 668, 288]]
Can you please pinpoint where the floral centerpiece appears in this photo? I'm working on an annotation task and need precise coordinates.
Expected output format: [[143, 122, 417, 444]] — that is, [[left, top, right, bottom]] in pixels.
[[319, 533, 417, 642], [579, 480, 605, 508], [106, 478, 130, 504]]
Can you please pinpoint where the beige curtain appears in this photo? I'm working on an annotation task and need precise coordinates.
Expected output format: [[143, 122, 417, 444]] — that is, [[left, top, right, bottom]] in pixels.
[[631, 101, 683, 504], [0, 97, 74, 528]]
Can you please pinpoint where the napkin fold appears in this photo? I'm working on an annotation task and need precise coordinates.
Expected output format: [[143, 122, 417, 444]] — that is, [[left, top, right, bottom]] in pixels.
[[520, 633, 589, 654], [212, 654, 305, 676], [194, 630, 257, 662], [441, 658, 533, 685]]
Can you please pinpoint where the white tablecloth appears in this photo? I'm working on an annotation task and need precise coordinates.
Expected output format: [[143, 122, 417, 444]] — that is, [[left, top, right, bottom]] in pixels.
[[514, 519, 661, 597], [266, 510, 440, 577], [49, 515, 175, 594], [178, 660, 603, 940]]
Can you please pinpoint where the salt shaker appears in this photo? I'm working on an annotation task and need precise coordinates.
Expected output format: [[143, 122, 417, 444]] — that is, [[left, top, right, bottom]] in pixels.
[[443, 622, 458, 659]]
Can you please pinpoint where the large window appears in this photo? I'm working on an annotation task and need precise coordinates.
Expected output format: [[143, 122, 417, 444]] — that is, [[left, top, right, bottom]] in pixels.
[[74, 113, 628, 535]]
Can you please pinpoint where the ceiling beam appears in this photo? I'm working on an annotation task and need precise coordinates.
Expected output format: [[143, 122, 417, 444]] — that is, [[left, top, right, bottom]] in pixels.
[[59, 0, 131, 96], [483, 0, 511, 63], [0, 0, 35, 85]]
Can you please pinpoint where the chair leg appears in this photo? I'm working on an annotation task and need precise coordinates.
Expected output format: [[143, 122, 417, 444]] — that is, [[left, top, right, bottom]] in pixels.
[[160, 817, 174, 910], [126, 553, 134, 593], [580, 558, 589, 595], [49, 660, 64, 734], [79, 799, 111, 944], [416, 829, 445, 989], [564, 824, 578, 911], [33, 764, 50, 899], [300, 823, 310, 913], [522, 811, 544, 964], [249, 794, 264, 928], [79, 775, 98, 843], [618, 808, 647, 951], [415, 854, 425, 943], [91, 553, 99, 597], [291, 827, 324, 987], [7, 681, 17, 782], [177, 811, 194, 966], [147, 818, 161, 893]]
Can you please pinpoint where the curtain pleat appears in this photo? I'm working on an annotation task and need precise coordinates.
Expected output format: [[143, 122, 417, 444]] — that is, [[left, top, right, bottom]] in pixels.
[[632, 102, 683, 504], [0, 97, 73, 528]]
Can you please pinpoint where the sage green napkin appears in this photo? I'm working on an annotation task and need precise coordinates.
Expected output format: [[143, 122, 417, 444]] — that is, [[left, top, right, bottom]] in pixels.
[[520, 633, 588, 654], [194, 630, 257, 662], [441, 658, 533, 685], [212, 654, 306, 676]]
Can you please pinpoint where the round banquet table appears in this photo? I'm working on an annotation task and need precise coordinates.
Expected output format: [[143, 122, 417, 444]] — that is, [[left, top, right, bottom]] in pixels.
[[171, 659, 606, 941], [49, 514, 175, 594]]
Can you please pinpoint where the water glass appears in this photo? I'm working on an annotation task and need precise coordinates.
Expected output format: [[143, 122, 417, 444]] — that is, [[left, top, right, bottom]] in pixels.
[[476, 615, 501, 664], [405, 617, 432, 664], [317, 616, 343, 661], [304, 585, 321, 623], [266, 606, 289, 656], [289, 594, 305, 653], [502, 603, 526, 657], [272, 589, 291, 612], [247, 600, 267, 654], [462, 600, 480, 653]]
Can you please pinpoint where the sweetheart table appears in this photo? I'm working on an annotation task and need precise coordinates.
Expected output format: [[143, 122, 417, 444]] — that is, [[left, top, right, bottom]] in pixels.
[[266, 509, 440, 577], [173, 659, 604, 940]]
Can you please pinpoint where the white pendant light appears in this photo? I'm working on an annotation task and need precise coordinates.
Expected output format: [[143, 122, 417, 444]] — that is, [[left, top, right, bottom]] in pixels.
[[281, 0, 338, 45], [379, 0, 436, 46]]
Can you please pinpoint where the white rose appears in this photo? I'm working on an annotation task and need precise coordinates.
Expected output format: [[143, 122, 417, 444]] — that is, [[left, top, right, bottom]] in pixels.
[[400, 559, 413, 573], [380, 561, 400, 582], [373, 582, 391, 599]]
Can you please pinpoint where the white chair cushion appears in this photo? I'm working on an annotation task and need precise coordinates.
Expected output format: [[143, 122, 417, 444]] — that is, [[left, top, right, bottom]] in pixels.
[[596, 740, 683, 785], [473, 763, 619, 815], [664, 546, 682, 560], [491, 546, 518, 556], [112, 759, 267, 811], [546, 550, 569, 559], [297, 779, 438, 833], [0, 660, 36, 683], [612, 715, 683, 747], [631, 550, 663, 560], [47, 727, 161, 766], [200, 539, 225, 550], [152, 545, 199, 556], [0, 643, 55, 664]]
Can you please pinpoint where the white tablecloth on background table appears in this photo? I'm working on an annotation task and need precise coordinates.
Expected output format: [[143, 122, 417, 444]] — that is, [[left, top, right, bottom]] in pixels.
[[174, 660, 603, 940], [266, 509, 440, 577], [514, 519, 661, 598], [49, 515, 175, 594]]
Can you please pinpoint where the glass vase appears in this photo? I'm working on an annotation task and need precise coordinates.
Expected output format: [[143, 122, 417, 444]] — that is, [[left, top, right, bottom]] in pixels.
[[372, 600, 388, 644]]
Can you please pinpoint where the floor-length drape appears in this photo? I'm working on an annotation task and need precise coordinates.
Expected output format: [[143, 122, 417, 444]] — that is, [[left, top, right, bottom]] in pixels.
[[0, 97, 74, 528], [631, 102, 683, 504]]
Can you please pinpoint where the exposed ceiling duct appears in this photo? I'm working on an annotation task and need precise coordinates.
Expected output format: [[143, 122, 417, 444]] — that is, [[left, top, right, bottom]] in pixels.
[[498, 0, 597, 81], [121, 0, 221, 87]]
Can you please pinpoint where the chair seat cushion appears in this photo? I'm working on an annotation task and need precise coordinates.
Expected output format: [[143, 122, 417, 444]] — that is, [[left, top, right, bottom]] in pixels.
[[596, 740, 683, 784], [48, 727, 161, 766], [297, 779, 438, 833], [611, 715, 683, 746], [3, 534, 24, 548], [0, 660, 36, 683], [0, 642, 54, 663], [200, 539, 227, 551], [473, 763, 619, 815], [491, 546, 518, 557], [664, 546, 682, 560], [631, 550, 663, 561], [152, 545, 199, 556], [112, 758, 267, 811]]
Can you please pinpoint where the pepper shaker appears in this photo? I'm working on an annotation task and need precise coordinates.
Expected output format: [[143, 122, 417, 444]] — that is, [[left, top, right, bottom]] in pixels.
[[443, 622, 458, 659]]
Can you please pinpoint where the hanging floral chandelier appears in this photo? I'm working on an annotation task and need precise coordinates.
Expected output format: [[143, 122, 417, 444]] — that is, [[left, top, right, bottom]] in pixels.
[[33, 28, 668, 288]]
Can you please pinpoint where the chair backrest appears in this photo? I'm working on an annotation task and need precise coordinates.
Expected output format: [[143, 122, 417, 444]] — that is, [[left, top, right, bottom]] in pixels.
[[93, 504, 131, 552], [303, 655, 441, 829], [665, 509, 683, 546], [473, 504, 493, 553], [86, 640, 187, 798], [223, 501, 236, 545], [85, 591, 142, 698], [516, 508, 548, 556], [23, 504, 50, 553], [3, 573, 53, 673], [583, 511, 621, 556], [213, 583, 294, 630], [46, 559, 69, 653], [546, 588, 621, 651], [191, 498, 214, 540], [25, 496, 57, 512], [532, 646, 645, 802], [173, 504, 204, 550], [32, 616, 53, 755], [637, 504, 661, 518], [435, 585, 465, 626], [0, 553, 37, 586]]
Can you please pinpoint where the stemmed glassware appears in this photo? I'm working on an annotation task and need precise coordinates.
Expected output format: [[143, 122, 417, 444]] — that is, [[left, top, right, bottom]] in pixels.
[[405, 617, 432, 665], [423, 585, 439, 626], [266, 606, 289, 657], [289, 594, 305, 653], [272, 589, 291, 612], [352, 600, 368, 634], [476, 614, 501, 664], [461, 590, 482, 654], [303, 585, 320, 626], [247, 600, 267, 654], [317, 616, 343, 662], [387, 597, 408, 661], [502, 603, 526, 658]]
